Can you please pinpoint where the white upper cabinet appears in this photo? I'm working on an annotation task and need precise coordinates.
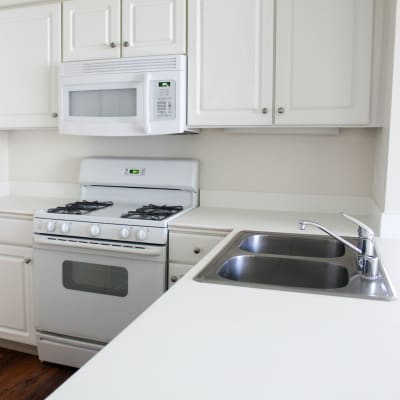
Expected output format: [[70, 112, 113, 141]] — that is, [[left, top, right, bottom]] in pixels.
[[275, 0, 374, 126], [0, 3, 61, 129], [122, 0, 186, 57], [188, 0, 274, 127], [63, 0, 121, 62], [188, 0, 375, 128], [63, 0, 186, 62]]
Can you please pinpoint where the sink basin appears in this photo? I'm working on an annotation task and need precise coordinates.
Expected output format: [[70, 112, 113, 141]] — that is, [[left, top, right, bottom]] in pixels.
[[195, 230, 396, 301], [219, 255, 349, 289], [240, 234, 345, 258]]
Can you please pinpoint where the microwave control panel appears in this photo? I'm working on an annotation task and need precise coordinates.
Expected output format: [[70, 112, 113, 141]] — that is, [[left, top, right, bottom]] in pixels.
[[153, 81, 176, 121]]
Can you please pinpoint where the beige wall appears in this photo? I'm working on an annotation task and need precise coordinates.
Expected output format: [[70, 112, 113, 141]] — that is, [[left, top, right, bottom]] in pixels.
[[372, 0, 397, 211], [8, 128, 376, 197], [0, 133, 8, 183]]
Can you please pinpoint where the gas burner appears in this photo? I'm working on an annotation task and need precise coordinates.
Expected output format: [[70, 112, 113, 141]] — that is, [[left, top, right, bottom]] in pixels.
[[48, 201, 113, 215], [121, 204, 183, 221]]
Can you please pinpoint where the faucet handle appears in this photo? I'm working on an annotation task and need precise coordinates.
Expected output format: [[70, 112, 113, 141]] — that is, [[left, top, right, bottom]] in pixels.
[[341, 213, 374, 238]]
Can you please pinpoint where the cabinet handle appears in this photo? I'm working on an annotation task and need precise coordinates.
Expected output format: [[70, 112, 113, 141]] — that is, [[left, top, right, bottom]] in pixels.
[[170, 275, 178, 283], [110, 42, 117, 48], [25, 258, 32, 264], [51, 112, 58, 118], [277, 107, 285, 114], [123, 41, 130, 47], [193, 247, 201, 254], [262, 107, 268, 114]]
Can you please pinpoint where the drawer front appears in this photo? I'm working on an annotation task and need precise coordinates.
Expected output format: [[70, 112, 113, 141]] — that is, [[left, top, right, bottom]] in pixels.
[[0, 216, 32, 247], [168, 263, 192, 288], [169, 231, 226, 265]]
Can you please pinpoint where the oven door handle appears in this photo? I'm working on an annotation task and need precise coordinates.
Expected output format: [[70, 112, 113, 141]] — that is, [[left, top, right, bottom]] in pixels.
[[34, 236, 162, 256]]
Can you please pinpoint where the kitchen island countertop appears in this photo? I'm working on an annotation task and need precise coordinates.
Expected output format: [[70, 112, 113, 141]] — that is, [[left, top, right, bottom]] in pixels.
[[42, 207, 400, 400]]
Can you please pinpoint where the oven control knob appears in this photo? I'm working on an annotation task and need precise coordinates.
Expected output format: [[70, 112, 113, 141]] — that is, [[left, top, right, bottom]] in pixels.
[[89, 224, 101, 237], [135, 229, 147, 241], [46, 221, 56, 232], [61, 222, 71, 234], [119, 227, 131, 239]]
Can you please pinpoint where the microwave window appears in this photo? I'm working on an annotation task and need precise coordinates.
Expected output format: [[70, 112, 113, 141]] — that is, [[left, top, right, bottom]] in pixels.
[[62, 261, 128, 297], [69, 88, 137, 117]]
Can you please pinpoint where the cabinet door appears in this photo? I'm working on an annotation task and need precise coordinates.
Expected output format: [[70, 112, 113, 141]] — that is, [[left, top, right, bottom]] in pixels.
[[168, 263, 192, 288], [0, 245, 35, 345], [188, 0, 274, 127], [122, 0, 186, 57], [275, 0, 374, 125], [63, 0, 121, 62], [0, 3, 61, 128]]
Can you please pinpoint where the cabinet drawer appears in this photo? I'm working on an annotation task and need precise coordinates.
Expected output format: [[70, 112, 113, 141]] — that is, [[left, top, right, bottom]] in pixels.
[[0, 216, 32, 247], [169, 231, 226, 265]]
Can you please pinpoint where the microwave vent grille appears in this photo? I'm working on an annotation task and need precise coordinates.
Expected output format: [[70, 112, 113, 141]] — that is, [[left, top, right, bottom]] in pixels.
[[63, 56, 184, 75]]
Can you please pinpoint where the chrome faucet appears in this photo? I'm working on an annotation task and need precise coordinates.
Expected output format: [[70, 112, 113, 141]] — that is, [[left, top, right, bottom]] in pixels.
[[298, 213, 379, 279]]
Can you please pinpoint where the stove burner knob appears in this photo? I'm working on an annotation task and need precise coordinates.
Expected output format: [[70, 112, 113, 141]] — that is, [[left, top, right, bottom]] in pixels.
[[46, 221, 56, 232], [135, 229, 147, 241], [89, 224, 101, 237], [119, 227, 131, 239], [61, 222, 71, 234]]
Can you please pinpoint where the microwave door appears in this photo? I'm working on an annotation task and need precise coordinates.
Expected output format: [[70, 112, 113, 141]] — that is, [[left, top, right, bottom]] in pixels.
[[60, 73, 150, 136]]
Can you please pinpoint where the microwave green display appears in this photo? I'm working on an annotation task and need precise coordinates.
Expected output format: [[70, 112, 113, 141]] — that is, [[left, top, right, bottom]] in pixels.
[[129, 169, 141, 175], [159, 82, 171, 87]]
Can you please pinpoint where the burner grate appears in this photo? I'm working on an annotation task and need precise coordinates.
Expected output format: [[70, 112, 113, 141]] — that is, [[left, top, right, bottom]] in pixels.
[[47, 201, 113, 215], [121, 204, 183, 221]]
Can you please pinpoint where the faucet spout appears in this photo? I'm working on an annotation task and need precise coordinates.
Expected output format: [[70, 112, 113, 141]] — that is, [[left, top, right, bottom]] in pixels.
[[297, 215, 379, 279], [298, 220, 362, 255]]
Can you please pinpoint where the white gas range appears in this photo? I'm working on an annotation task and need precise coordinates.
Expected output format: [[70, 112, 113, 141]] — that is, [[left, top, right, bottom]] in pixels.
[[33, 157, 199, 368]]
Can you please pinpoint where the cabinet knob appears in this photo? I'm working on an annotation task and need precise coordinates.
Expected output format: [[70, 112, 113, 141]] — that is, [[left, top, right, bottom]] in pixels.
[[262, 107, 268, 114], [123, 41, 130, 47], [193, 247, 201, 254], [51, 112, 58, 118], [110, 42, 117, 48], [25, 258, 32, 264], [170, 275, 178, 283], [277, 107, 285, 114]]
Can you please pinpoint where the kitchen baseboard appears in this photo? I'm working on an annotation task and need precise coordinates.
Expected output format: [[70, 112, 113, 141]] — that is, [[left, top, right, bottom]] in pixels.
[[0, 338, 37, 355]]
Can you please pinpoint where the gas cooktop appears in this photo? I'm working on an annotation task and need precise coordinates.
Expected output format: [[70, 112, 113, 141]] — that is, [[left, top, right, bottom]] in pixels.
[[48, 201, 114, 215]]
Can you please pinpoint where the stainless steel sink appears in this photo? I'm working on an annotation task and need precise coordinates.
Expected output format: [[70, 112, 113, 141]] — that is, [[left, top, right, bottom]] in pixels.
[[195, 231, 396, 301], [240, 234, 345, 258], [219, 255, 349, 289]]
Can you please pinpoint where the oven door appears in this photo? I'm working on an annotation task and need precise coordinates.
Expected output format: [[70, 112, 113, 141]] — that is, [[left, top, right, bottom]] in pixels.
[[33, 236, 166, 343], [59, 72, 151, 136]]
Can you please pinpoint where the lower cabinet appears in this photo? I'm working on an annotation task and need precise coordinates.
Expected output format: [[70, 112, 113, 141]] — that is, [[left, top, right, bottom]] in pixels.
[[0, 244, 35, 345], [168, 229, 228, 287]]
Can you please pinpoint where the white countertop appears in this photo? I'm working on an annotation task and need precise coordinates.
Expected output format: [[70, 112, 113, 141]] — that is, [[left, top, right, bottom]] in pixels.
[[47, 207, 400, 400]]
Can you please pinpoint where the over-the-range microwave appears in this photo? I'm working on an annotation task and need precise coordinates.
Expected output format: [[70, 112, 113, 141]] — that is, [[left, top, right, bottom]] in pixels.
[[59, 55, 197, 136]]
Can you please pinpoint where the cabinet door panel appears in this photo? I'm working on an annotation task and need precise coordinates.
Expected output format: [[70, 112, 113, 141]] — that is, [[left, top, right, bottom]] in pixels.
[[63, 0, 121, 61], [188, 0, 274, 127], [0, 245, 35, 345], [122, 0, 186, 57], [0, 3, 60, 128], [275, 0, 374, 125]]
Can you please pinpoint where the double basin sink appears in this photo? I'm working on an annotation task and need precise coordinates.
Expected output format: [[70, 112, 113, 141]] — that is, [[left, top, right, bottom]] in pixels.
[[195, 231, 396, 300]]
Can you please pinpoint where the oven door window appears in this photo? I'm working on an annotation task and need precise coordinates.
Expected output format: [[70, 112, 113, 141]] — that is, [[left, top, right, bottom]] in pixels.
[[69, 88, 137, 117], [62, 261, 128, 297]]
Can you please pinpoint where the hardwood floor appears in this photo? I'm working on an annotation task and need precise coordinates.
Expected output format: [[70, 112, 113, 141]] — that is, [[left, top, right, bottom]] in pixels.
[[0, 348, 76, 400]]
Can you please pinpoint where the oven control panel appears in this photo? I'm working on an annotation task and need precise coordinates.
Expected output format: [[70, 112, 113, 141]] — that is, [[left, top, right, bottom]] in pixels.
[[33, 218, 168, 245]]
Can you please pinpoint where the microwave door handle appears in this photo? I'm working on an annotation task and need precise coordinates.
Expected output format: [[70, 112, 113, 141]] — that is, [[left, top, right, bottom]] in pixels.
[[143, 72, 151, 134]]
